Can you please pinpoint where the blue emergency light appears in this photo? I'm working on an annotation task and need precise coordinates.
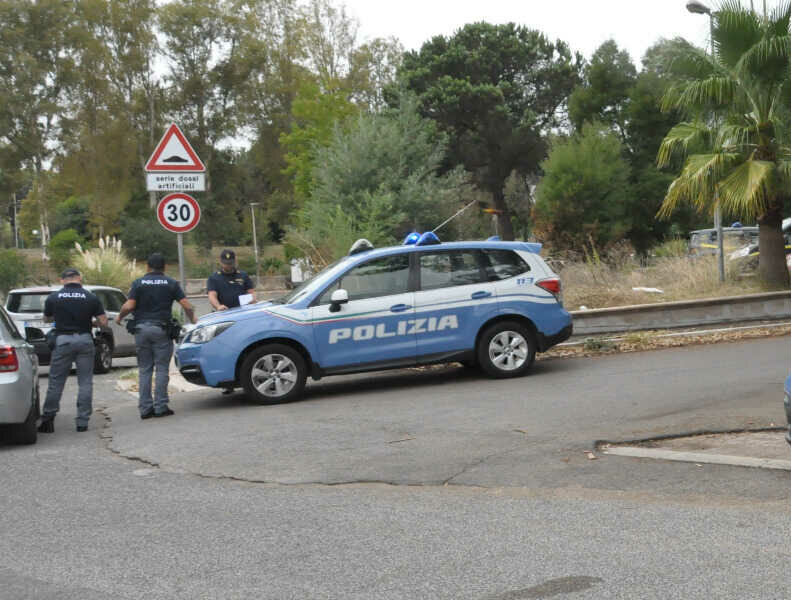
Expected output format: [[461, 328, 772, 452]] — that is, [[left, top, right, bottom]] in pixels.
[[415, 231, 441, 246], [403, 232, 421, 245]]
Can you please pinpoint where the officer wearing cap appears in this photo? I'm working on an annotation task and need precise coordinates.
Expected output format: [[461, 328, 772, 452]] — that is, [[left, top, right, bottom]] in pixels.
[[207, 249, 256, 311], [38, 268, 108, 434], [116, 253, 196, 419]]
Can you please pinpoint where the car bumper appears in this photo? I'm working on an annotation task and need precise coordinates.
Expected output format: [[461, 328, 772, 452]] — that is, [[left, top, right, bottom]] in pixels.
[[175, 340, 237, 387], [538, 322, 573, 352], [0, 373, 32, 423]]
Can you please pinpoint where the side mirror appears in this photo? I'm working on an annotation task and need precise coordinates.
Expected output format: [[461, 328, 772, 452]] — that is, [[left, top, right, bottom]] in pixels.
[[329, 289, 349, 313], [25, 327, 45, 342]]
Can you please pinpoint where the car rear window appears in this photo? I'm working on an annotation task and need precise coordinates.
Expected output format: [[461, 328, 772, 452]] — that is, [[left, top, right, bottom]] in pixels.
[[481, 250, 530, 281], [7, 293, 48, 314]]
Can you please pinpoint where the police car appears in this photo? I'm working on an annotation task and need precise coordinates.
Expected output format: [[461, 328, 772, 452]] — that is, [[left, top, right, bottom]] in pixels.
[[176, 234, 573, 404]]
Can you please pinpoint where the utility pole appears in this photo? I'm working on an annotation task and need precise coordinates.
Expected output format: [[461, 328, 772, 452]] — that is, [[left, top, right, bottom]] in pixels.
[[250, 202, 260, 285]]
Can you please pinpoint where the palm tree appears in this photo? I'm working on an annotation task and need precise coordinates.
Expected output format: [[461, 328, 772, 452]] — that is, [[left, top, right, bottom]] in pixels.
[[657, 0, 791, 287]]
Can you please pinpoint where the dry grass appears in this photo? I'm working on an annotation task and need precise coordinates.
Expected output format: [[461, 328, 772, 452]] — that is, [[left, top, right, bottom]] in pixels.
[[559, 253, 768, 310]]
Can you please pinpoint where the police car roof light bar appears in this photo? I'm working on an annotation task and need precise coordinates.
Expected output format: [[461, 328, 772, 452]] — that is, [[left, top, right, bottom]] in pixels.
[[403, 232, 421, 245], [415, 231, 441, 246], [349, 238, 375, 255]]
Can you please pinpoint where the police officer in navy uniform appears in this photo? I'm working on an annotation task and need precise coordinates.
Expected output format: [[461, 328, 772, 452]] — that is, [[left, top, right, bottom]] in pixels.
[[38, 268, 108, 433], [207, 249, 256, 311], [116, 253, 196, 419]]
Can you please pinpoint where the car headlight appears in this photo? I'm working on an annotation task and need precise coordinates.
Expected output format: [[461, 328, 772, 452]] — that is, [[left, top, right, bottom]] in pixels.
[[187, 322, 235, 344]]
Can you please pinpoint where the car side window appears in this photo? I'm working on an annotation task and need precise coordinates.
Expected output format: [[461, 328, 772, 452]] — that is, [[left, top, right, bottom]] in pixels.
[[318, 255, 410, 304], [481, 250, 530, 281], [419, 251, 484, 290], [103, 291, 124, 312]]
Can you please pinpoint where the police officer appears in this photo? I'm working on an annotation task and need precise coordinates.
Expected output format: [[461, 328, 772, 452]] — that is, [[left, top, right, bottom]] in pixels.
[[207, 249, 256, 311], [38, 268, 108, 433], [116, 253, 196, 419]]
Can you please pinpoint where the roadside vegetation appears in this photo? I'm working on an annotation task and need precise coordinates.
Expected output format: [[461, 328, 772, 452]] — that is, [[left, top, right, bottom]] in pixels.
[[558, 240, 767, 310], [2, 1, 790, 295]]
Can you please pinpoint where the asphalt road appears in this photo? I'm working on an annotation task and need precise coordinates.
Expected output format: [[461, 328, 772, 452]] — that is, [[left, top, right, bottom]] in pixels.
[[2, 338, 791, 599]]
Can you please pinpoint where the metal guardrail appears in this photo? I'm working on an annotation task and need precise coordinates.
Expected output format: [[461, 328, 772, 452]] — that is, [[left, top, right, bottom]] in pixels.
[[570, 290, 791, 336]]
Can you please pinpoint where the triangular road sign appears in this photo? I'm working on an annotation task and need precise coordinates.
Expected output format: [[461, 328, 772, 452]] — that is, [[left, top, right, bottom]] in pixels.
[[145, 123, 205, 172]]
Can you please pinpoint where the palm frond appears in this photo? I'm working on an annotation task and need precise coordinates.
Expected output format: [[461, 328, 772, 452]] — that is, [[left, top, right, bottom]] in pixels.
[[718, 159, 776, 220], [738, 35, 791, 84], [656, 121, 712, 168], [717, 121, 757, 149], [661, 38, 718, 80], [714, 1, 763, 69], [675, 76, 738, 109], [769, 1, 791, 36], [776, 158, 791, 187], [658, 151, 738, 218]]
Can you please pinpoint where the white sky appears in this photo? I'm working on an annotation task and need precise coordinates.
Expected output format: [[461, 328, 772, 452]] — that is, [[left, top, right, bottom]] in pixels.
[[342, 0, 714, 67]]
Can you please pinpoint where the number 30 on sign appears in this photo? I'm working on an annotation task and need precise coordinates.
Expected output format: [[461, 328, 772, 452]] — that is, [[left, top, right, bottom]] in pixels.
[[156, 193, 201, 233]]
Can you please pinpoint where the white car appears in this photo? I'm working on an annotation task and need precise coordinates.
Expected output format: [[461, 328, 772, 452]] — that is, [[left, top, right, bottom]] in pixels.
[[5, 285, 137, 373], [0, 306, 39, 445]]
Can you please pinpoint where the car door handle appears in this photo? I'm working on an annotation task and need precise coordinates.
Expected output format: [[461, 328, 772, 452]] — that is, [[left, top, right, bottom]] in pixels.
[[471, 291, 492, 299], [390, 304, 411, 313]]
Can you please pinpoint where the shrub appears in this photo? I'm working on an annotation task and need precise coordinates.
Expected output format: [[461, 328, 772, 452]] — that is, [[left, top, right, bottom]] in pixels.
[[49, 228, 83, 273], [119, 215, 178, 262], [0, 249, 27, 295], [73, 236, 144, 290]]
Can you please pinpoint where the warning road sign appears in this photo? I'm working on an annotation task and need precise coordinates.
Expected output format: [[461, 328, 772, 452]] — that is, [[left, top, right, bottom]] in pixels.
[[145, 124, 205, 172], [157, 193, 201, 233]]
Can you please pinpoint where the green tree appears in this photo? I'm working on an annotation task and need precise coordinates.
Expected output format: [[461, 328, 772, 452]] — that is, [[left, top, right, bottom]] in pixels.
[[657, 1, 791, 287], [287, 92, 468, 264], [398, 22, 582, 240], [568, 40, 637, 138], [0, 249, 26, 295], [280, 82, 358, 202], [533, 123, 633, 252]]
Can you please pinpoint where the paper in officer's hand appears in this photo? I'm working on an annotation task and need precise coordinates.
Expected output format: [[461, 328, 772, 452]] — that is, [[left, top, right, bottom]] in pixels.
[[238, 294, 254, 306]]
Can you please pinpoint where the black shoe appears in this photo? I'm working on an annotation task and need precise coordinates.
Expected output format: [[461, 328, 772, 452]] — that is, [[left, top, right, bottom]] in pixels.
[[37, 419, 54, 433], [76, 425, 87, 432], [154, 408, 174, 418], [140, 409, 155, 420], [222, 388, 234, 395]]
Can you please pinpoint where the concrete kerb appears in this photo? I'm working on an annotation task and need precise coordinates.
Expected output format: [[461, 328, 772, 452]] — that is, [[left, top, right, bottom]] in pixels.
[[571, 290, 791, 336], [594, 427, 791, 471]]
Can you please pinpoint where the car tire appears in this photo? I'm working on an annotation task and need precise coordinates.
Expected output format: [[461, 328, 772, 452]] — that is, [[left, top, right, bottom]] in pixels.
[[240, 344, 307, 405], [10, 387, 39, 445], [476, 321, 536, 379], [93, 336, 112, 374]]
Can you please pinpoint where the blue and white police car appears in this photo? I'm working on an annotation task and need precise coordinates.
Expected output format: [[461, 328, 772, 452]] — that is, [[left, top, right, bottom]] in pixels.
[[175, 234, 573, 404]]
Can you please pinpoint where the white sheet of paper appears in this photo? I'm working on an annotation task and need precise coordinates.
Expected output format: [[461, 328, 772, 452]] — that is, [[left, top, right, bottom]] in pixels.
[[238, 293, 254, 306]]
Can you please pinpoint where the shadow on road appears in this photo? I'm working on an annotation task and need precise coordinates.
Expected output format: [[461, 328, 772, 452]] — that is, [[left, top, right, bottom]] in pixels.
[[184, 358, 576, 412]]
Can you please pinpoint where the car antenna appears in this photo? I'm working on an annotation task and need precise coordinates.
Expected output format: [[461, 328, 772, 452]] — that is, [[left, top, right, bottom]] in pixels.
[[431, 199, 478, 234]]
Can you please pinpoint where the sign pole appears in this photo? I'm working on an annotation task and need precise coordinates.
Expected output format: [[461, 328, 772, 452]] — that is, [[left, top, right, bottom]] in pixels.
[[177, 232, 186, 293]]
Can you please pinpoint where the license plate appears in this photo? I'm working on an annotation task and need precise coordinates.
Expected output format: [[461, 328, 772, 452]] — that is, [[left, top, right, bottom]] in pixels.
[[25, 320, 46, 328]]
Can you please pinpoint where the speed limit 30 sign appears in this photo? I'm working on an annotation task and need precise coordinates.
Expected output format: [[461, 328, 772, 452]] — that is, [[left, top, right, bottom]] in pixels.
[[157, 193, 201, 233]]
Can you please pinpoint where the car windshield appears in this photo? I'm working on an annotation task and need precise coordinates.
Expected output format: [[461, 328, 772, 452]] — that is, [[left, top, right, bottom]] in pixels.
[[6, 292, 48, 314], [274, 257, 352, 305]]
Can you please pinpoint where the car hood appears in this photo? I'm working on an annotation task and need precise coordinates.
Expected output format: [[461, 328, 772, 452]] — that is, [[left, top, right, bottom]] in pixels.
[[193, 301, 276, 327]]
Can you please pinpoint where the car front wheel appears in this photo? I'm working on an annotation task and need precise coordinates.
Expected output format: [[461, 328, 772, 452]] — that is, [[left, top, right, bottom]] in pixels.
[[477, 321, 536, 378], [240, 344, 307, 405], [94, 336, 112, 374]]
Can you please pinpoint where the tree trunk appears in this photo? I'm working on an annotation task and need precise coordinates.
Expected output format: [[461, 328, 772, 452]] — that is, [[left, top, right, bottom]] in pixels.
[[492, 188, 515, 241], [757, 203, 790, 288]]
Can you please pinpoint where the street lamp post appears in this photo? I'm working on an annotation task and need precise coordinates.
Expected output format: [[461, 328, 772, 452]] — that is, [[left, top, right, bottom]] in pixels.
[[249, 202, 260, 285], [686, 0, 725, 283]]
